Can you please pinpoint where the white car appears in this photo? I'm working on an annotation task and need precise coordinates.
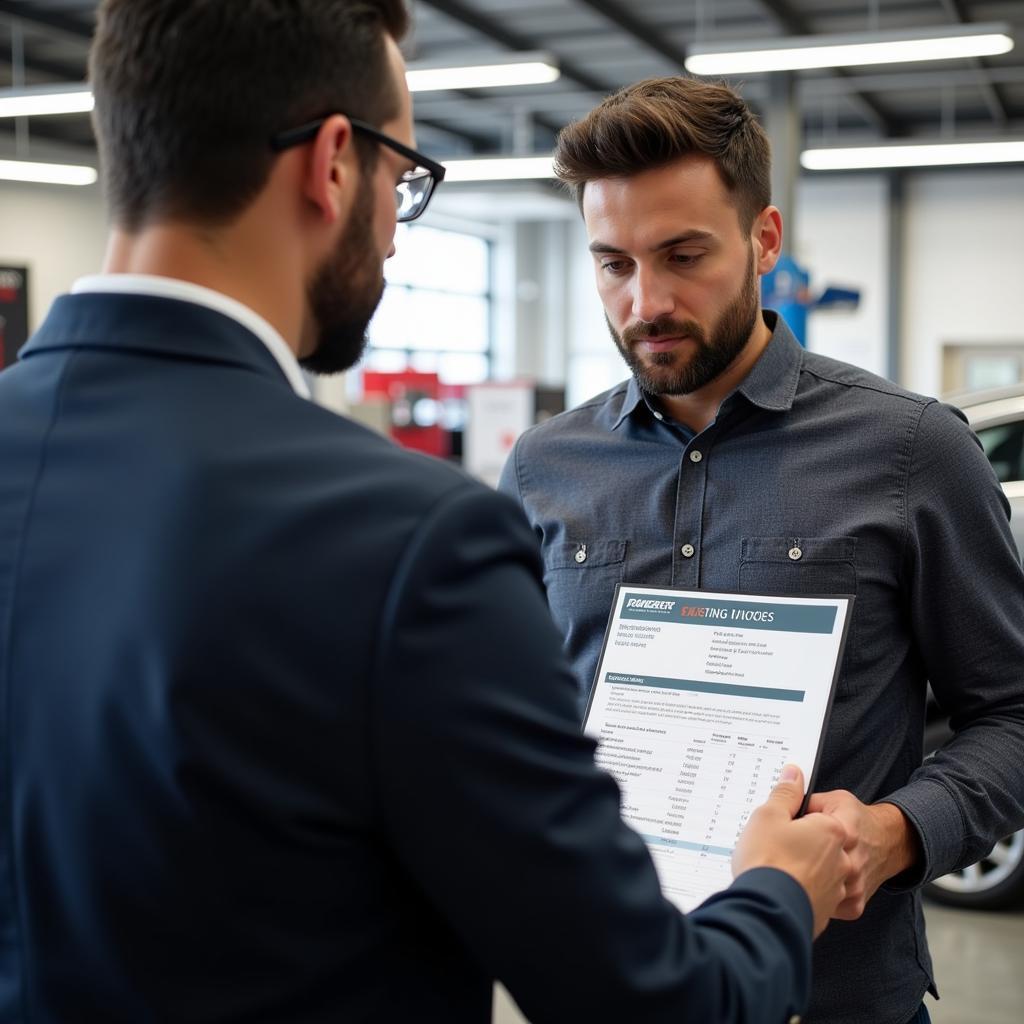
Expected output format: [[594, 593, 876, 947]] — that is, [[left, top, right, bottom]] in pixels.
[[924, 385, 1024, 910], [961, 385, 1024, 554]]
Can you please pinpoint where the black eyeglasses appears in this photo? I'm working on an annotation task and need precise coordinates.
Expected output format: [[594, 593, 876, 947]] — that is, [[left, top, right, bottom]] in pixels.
[[270, 116, 446, 223]]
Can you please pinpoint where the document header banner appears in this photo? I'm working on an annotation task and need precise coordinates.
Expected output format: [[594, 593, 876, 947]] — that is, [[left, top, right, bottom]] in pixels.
[[620, 593, 838, 633]]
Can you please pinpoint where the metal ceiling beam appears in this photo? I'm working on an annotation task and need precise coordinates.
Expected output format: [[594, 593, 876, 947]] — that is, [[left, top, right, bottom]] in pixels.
[[0, 2, 90, 87], [416, 0, 612, 96], [0, 1, 93, 41], [430, 97, 563, 151], [0, 120, 94, 151], [0, 51, 86, 84], [572, 0, 688, 70], [415, 115, 494, 150], [411, 85, 568, 145], [415, 0, 616, 148], [749, 0, 896, 136], [412, 91, 603, 118], [801, 64, 1024, 94], [0, 35, 94, 151], [937, 0, 1009, 126]]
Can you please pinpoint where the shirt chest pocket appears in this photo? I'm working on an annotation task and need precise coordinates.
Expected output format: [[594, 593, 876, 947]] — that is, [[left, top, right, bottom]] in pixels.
[[739, 536, 858, 597], [542, 539, 628, 639]]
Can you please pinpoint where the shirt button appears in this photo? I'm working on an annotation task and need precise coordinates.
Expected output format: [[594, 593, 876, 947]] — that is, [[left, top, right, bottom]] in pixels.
[[653, 410, 664, 421], [788, 546, 803, 561], [681, 544, 695, 558], [689, 450, 703, 463], [575, 547, 587, 564], [789, 1016, 802, 1024]]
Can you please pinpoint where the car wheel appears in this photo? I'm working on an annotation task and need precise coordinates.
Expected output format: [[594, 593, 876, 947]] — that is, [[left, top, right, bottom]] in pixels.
[[922, 719, 1024, 910]]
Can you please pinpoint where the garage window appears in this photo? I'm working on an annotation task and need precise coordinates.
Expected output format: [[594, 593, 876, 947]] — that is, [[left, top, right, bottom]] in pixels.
[[364, 224, 492, 385]]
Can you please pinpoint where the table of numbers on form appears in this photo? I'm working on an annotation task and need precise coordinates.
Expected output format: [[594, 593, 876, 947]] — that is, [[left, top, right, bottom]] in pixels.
[[594, 720, 794, 912]]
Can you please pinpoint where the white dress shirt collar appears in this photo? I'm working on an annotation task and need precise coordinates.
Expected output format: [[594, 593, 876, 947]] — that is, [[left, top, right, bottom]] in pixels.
[[72, 273, 311, 399]]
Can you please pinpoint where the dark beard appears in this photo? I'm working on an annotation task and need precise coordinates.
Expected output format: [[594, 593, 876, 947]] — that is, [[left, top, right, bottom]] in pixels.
[[608, 253, 760, 396], [300, 170, 385, 376]]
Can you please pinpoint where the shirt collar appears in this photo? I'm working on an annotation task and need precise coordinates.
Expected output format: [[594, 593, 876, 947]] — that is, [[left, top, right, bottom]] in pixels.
[[71, 274, 311, 399], [611, 310, 803, 430], [735, 310, 803, 413], [611, 376, 648, 430]]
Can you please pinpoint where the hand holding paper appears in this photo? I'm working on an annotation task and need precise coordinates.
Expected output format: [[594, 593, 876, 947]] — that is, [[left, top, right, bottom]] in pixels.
[[806, 790, 921, 920], [733, 765, 852, 938]]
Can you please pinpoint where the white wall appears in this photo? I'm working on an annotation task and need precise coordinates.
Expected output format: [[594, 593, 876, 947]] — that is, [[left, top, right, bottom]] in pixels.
[[796, 175, 890, 378], [901, 169, 1024, 397], [0, 179, 108, 331]]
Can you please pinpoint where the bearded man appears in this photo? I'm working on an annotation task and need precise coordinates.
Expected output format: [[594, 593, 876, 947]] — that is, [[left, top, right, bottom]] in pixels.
[[500, 75, 1024, 1024]]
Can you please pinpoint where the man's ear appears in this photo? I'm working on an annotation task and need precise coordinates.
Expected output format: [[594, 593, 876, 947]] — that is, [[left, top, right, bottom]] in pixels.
[[751, 205, 784, 275], [304, 114, 357, 226]]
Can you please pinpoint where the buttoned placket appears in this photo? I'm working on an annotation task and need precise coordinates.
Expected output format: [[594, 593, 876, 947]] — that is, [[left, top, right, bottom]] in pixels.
[[671, 429, 714, 589]]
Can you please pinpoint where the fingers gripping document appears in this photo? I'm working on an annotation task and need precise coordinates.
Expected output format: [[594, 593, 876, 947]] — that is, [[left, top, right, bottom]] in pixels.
[[583, 586, 853, 912]]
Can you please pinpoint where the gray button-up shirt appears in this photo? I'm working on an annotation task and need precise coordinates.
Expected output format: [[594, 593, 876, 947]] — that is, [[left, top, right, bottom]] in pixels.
[[500, 313, 1024, 1024]]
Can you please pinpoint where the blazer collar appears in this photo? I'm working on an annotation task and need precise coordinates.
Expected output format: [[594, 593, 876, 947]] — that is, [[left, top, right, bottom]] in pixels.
[[71, 274, 309, 397], [21, 291, 305, 395]]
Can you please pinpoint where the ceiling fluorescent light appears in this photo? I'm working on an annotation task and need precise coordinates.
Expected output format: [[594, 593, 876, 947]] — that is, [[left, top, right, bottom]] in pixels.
[[443, 155, 557, 182], [801, 139, 1024, 170], [0, 57, 562, 117], [0, 158, 98, 186], [406, 55, 560, 92], [685, 22, 1013, 75], [0, 86, 94, 119]]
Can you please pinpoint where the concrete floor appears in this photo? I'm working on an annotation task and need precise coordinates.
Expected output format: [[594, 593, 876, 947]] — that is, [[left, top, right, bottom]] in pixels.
[[924, 901, 1024, 1024], [492, 900, 1024, 1023]]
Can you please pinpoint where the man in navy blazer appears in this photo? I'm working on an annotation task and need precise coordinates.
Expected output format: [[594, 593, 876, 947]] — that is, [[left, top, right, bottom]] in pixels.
[[0, 2, 852, 1021]]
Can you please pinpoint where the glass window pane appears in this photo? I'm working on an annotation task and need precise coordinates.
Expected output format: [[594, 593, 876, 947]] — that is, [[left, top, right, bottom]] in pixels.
[[362, 348, 407, 373], [368, 287, 413, 349], [370, 288, 486, 351], [977, 423, 1024, 484], [567, 353, 626, 409], [966, 355, 1021, 392], [398, 292, 488, 352], [437, 352, 490, 385], [386, 225, 489, 295], [409, 351, 439, 374], [369, 226, 491, 387]]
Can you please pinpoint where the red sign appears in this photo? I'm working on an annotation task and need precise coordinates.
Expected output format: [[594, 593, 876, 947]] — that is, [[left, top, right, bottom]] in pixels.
[[0, 267, 30, 370], [362, 370, 448, 458]]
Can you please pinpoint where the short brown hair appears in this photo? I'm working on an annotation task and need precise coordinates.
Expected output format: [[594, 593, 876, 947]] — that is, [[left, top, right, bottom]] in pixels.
[[554, 76, 771, 232], [90, 0, 410, 230]]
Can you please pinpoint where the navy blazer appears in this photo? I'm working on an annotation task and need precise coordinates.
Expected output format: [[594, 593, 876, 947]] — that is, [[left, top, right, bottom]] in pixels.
[[0, 293, 812, 1023]]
